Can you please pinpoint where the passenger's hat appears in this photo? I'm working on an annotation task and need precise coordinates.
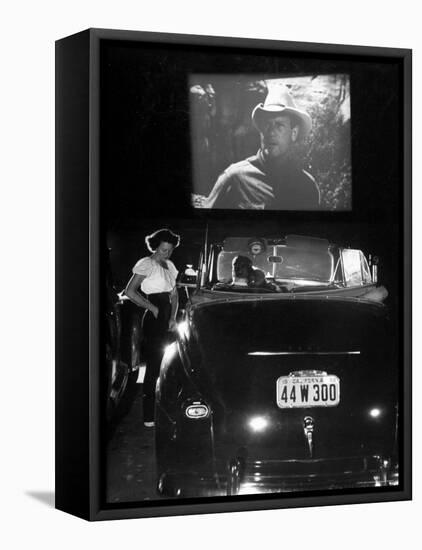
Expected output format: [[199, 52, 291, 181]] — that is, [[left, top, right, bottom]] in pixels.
[[252, 84, 312, 138]]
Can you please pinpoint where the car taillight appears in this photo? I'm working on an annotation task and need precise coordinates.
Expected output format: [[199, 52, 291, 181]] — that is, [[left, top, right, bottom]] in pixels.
[[185, 402, 209, 419]]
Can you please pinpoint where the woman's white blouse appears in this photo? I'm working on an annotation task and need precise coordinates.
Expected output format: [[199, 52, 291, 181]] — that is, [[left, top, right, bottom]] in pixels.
[[132, 257, 178, 295]]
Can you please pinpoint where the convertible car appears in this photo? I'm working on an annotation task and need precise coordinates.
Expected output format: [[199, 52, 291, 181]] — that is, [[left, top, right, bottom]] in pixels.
[[155, 235, 398, 497]]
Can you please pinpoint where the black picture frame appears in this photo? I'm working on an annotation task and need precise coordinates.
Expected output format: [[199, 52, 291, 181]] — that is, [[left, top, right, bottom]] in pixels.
[[55, 28, 412, 521]]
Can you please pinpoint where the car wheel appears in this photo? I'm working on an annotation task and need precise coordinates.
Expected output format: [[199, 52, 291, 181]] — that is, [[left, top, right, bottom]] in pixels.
[[155, 406, 186, 496], [155, 408, 177, 470]]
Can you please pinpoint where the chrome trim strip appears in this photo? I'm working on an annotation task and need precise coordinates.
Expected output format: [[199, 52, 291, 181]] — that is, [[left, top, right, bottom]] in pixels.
[[248, 351, 361, 356]]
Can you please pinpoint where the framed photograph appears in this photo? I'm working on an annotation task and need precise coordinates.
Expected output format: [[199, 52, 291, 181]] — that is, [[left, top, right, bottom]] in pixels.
[[55, 28, 412, 521]]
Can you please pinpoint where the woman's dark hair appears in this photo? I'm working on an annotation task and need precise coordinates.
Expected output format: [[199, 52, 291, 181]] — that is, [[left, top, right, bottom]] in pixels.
[[145, 228, 181, 252], [232, 255, 253, 279]]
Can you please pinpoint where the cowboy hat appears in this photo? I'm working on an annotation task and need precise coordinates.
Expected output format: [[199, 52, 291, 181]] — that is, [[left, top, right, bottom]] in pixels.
[[251, 83, 312, 138]]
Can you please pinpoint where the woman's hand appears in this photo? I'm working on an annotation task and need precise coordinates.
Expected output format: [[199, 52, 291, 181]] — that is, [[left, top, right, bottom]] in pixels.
[[149, 304, 159, 319], [168, 319, 177, 331]]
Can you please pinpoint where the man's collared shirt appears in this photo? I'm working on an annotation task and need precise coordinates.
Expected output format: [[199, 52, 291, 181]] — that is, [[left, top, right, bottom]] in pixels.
[[206, 151, 320, 210]]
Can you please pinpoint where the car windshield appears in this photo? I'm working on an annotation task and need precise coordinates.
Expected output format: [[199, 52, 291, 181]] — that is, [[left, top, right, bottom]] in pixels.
[[271, 245, 333, 282], [216, 245, 334, 286]]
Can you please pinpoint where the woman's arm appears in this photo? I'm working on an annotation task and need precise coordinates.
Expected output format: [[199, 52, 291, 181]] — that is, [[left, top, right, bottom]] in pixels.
[[125, 273, 159, 318], [168, 286, 179, 330]]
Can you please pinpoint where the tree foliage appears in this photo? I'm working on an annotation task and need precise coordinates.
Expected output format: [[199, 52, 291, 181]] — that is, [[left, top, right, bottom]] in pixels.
[[296, 80, 352, 210]]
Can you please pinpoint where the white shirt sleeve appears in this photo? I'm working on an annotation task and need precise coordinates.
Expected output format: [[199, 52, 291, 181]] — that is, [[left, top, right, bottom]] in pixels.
[[132, 257, 154, 277]]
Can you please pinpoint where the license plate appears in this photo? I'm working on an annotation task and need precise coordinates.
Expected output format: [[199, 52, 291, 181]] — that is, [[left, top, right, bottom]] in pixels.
[[276, 375, 340, 408]]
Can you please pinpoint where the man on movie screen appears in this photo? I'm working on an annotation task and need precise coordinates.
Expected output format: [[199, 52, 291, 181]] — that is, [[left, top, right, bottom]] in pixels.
[[194, 83, 320, 210]]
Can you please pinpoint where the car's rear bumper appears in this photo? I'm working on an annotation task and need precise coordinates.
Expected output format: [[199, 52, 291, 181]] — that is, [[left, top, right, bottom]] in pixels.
[[157, 455, 399, 497]]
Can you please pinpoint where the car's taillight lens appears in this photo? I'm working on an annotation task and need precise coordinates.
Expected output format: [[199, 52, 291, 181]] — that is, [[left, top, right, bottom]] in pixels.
[[185, 402, 209, 419]]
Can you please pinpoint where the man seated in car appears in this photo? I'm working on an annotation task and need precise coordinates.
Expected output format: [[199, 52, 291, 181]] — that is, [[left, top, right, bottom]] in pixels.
[[248, 266, 294, 292], [249, 266, 276, 290], [214, 255, 279, 292], [213, 255, 253, 290]]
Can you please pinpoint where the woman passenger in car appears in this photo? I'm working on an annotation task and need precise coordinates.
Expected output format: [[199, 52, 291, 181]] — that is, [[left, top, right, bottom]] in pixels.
[[231, 255, 253, 286], [125, 228, 180, 427]]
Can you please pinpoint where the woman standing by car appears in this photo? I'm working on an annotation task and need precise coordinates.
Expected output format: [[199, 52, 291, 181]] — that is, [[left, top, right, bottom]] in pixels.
[[125, 228, 180, 427]]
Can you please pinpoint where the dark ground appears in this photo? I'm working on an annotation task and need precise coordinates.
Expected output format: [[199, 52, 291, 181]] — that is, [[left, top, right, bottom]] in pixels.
[[106, 386, 166, 503]]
